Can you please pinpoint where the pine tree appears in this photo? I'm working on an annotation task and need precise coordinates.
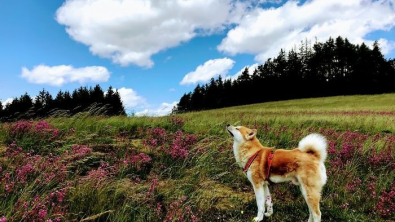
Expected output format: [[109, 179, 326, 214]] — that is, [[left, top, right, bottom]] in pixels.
[[104, 86, 126, 115], [90, 84, 105, 104], [223, 79, 233, 107], [274, 49, 287, 78], [287, 48, 302, 79], [251, 68, 260, 81], [112, 90, 126, 115], [190, 85, 204, 110], [19, 93, 33, 113], [175, 93, 191, 113], [105, 86, 114, 104], [34, 89, 46, 117], [355, 42, 372, 85], [44, 91, 54, 113], [77, 87, 90, 110], [54, 91, 65, 109], [323, 37, 336, 81], [334, 36, 346, 80], [238, 67, 251, 83], [371, 41, 384, 77], [63, 91, 72, 111], [205, 78, 218, 109]]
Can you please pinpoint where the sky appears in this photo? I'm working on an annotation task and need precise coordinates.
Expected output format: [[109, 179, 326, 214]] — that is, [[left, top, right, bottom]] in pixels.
[[1, 0, 395, 116]]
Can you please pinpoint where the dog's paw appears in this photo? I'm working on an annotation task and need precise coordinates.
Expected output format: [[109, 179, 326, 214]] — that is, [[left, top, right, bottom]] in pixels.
[[252, 217, 262, 222], [265, 203, 273, 217], [264, 212, 273, 217]]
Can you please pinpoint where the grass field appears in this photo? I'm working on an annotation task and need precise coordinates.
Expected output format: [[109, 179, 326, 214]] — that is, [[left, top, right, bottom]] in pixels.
[[0, 94, 394, 221]]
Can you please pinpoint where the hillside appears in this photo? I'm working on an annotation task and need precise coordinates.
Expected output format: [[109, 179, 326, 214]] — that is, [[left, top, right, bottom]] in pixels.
[[177, 93, 395, 135], [174, 37, 395, 113], [0, 94, 394, 221]]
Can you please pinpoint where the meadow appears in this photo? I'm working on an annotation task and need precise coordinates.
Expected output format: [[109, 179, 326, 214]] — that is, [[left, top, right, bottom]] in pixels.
[[0, 94, 394, 221]]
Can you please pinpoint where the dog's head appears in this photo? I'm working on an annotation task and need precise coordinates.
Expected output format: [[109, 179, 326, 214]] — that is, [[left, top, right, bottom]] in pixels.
[[226, 125, 257, 144]]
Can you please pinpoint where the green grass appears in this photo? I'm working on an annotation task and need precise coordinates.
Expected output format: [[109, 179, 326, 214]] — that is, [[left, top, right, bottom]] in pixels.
[[0, 93, 394, 221]]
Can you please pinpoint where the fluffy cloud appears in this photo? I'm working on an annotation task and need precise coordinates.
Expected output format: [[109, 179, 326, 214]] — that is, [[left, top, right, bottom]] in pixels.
[[113, 87, 147, 112], [21, 65, 110, 86], [55, 0, 395, 69], [377, 38, 395, 55], [56, 0, 244, 68], [218, 0, 395, 63], [1, 98, 13, 108], [227, 63, 259, 80], [180, 58, 235, 85], [136, 101, 178, 116]]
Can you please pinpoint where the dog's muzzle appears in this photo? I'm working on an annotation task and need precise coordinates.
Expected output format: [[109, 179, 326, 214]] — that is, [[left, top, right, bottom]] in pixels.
[[226, 125, 234, 137], [227, 130, 234, 137]]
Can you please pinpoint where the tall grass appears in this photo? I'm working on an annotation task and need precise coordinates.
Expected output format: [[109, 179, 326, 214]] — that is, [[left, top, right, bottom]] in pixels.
[[0, 94, 394, 221]]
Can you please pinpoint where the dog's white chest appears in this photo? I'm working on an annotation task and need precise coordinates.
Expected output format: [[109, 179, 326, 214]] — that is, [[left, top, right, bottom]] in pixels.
[[233, 143, 243, 167]]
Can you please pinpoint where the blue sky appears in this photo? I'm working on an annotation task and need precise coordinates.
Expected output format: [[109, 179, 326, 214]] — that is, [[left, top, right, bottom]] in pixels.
[[1, 0, 395, 115]]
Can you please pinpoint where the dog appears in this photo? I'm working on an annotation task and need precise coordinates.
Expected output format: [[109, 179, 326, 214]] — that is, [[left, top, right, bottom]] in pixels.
[[226, 125, 327, 222]]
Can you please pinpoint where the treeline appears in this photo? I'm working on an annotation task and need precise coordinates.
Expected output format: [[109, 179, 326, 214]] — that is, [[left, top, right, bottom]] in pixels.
[[0, 85, 125, 122], [174, 36, 395, 112]]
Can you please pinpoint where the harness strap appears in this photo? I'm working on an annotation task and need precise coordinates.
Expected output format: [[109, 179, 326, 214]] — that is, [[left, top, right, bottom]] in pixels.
[[243, 151, 260, 173], [265, 150, 275, 181], [243, 150, 276, 183]]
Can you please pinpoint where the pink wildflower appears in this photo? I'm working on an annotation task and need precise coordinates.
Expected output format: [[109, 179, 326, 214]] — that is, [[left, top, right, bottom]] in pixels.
[[38, 209, 47, 218]]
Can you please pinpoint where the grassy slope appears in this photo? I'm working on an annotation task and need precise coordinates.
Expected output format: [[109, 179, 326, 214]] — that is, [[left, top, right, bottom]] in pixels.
[[1, 94, 394, 221], [176, 94, 395, 139]]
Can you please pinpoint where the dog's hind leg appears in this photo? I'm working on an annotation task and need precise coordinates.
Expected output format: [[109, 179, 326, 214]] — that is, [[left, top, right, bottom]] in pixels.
[[263, 184, 273, 217], [299, 177, 322, 222]]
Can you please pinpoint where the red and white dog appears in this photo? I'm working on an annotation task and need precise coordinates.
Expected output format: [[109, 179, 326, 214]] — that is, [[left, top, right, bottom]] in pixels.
[[226, 125, 327, 222]]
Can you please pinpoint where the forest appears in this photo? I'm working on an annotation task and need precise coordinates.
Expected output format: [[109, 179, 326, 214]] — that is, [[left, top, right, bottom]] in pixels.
[[3, 36, 395, 119], [0, 85, 125, 122], [174, 36, 395, 113]]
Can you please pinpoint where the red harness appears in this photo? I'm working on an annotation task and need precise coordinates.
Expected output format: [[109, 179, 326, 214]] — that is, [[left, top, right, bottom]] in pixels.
[[265, 150, 275, 181], [243, 150, 275, 181], [243, 151, 260, 173]]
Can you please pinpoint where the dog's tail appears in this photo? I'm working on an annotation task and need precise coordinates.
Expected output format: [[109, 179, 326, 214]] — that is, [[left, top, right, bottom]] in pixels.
[[298, 133, 327, 162]]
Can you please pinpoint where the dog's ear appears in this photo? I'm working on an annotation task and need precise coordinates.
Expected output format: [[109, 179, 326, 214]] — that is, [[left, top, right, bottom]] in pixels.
[[245, 129, 257, 140]]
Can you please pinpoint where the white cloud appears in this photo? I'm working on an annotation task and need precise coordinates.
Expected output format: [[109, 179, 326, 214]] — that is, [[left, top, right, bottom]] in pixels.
[[107, 87, 176, 116], [255, 0, 283, 4], [218, 0, 395, 63], [1, 98, 13, 108], [55, 0, 395, 69], [136, 101, 178, 117], [21, 65, 110, 86], [112, 87, 147, 111], [180, 58, 235, 85], [377, 38, 395, 55], [56, 0, 244, 68], [227, 63, 259, 80]]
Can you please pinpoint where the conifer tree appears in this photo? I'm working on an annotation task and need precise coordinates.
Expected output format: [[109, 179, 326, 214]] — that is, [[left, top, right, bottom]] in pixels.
[[173, 36, 395, 113], [104, 86, 126, 115]]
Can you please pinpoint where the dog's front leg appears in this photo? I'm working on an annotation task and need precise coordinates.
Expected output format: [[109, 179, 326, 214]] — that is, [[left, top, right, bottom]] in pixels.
[[251, 172, 265, 221], [263, 184, 273, 217], [251, 182, 265, 222]]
